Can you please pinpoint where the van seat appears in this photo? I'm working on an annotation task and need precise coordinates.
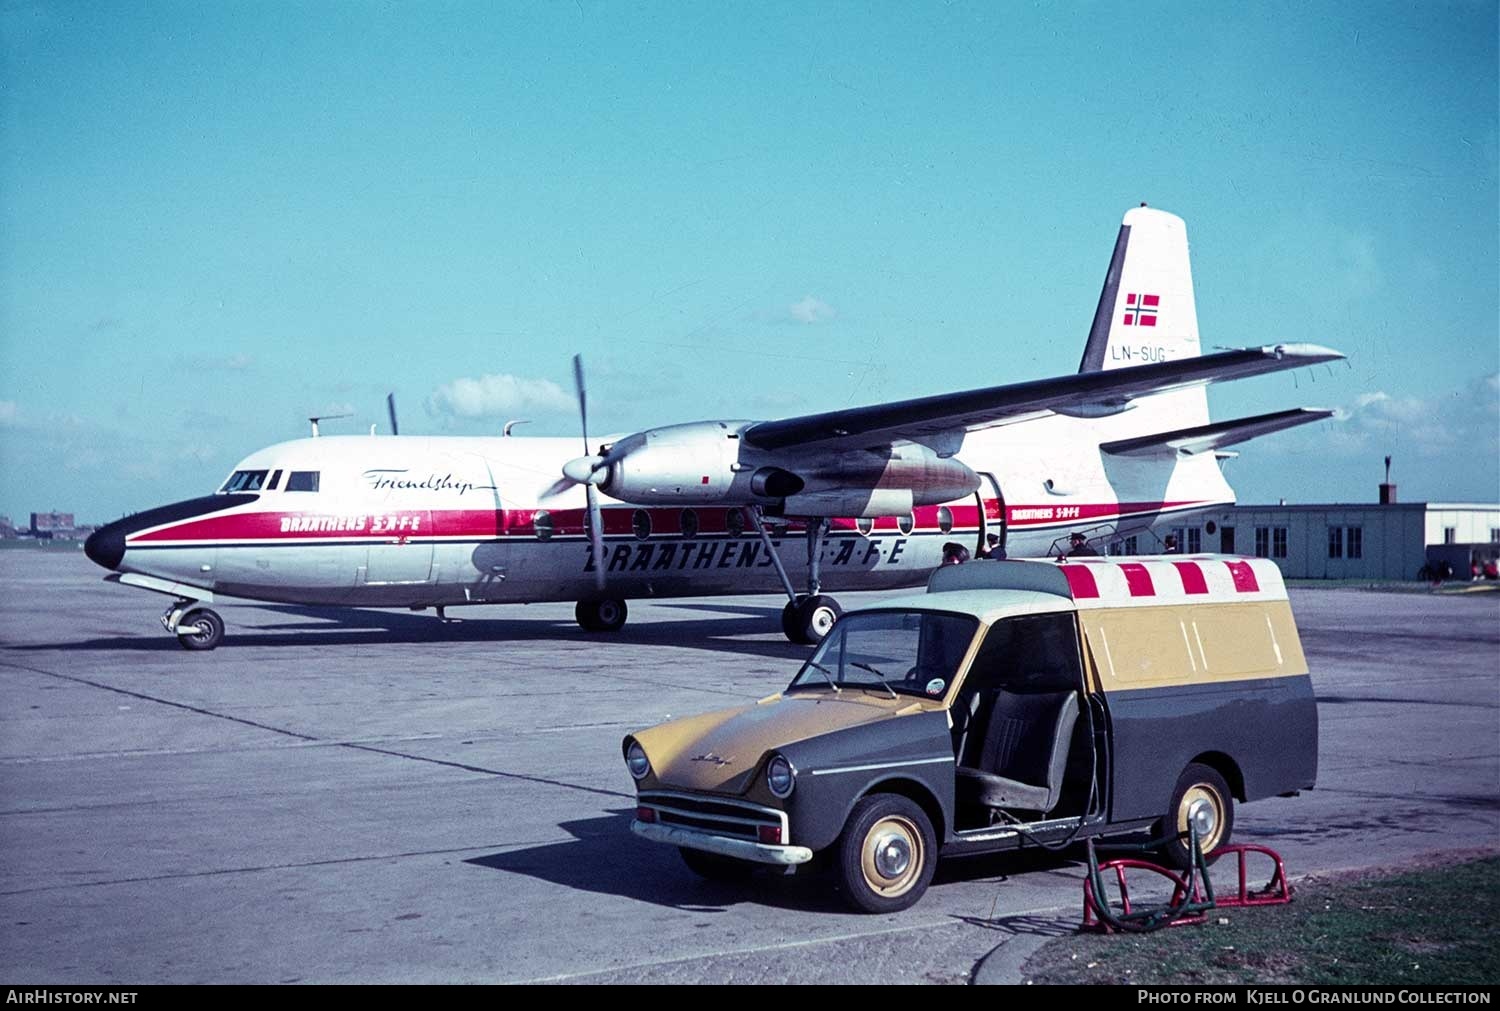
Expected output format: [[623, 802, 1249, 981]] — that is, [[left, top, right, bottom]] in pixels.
[[956, 690, 1078, 813]]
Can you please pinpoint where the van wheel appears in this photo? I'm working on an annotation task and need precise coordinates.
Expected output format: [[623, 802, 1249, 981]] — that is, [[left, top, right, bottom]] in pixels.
[[1164, 763, 1234, 869], [679, 847, 754, 881], [835, 795, 936, 913]]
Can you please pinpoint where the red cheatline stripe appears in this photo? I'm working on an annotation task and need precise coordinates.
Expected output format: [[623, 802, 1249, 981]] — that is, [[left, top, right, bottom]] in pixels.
[[1172, 561, 1209, 595], [1225, 560, 1259, 593], [1060, 565, 1100, 599], [1119, 562, 1155, 596]]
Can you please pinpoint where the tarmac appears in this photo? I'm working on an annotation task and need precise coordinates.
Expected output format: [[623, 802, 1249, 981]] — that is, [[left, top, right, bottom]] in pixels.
[[1, 549, 1496, 984]]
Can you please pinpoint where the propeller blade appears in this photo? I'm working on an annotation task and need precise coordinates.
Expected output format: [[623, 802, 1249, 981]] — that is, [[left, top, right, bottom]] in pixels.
[[586, 483, 606, 592], [572, 354, 589, 454], [386, 393, 399, 436]]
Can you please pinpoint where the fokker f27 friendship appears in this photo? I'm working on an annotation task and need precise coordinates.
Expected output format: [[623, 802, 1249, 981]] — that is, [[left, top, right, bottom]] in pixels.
[[85, 206, 1343, 649]]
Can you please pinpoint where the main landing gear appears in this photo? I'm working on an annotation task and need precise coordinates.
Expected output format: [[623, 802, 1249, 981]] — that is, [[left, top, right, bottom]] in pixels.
[[576, 598, 628, 633], [163, 600, 225, 651], [749, 510, 843, 645]]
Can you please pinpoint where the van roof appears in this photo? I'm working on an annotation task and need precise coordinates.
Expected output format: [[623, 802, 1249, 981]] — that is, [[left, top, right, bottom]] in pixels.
[[883, 555, 1291, 619], [861, 588, 1075, 625]]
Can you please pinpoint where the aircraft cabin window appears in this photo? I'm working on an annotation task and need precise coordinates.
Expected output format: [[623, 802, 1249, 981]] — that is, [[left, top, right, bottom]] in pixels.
[[219, 470, 269, 493], [856, 517, 874, 536], [898, 514, 915, 535], [632, 509, 652, 540], [533, 510, 554, 540], [680, 508, 699, 538], [286, 471, 320, 492], [938, 507, 953, 535], [725, 508, 746, 538]]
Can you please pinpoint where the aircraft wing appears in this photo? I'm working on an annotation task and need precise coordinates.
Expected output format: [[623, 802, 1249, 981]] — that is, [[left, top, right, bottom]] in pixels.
[[740, 343, 1344, 452], [1099, 407, 1335, 458]]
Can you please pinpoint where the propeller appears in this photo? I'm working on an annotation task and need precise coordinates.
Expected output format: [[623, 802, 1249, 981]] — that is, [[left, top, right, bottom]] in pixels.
[[386, 393, 400, 436], [571, 354, 608, 592]]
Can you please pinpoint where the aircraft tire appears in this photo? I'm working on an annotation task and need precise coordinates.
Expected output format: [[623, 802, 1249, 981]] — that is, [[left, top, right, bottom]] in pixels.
[[798, 595, 842, 644], [781, 599, 810, 644], [576, 599, 628, 633], [176, 608, 225, 651]]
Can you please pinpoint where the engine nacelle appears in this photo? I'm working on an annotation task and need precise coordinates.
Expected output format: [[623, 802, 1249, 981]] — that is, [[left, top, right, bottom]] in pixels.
[[600, 420, 980, 516], [600, 421, 751, 504]]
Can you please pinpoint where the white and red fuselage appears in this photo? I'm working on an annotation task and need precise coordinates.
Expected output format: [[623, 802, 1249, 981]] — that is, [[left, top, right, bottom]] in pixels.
[[85, 412, 1232, 609]]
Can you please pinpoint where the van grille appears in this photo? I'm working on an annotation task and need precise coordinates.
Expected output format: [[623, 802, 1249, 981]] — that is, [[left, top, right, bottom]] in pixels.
[[637, 791, 787, 842]]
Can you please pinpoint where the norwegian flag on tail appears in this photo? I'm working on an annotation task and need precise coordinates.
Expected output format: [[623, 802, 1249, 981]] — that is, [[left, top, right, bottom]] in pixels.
[[1123, 292, 1160, 327]]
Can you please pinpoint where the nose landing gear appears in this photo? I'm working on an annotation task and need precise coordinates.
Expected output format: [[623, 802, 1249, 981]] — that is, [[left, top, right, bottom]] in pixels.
[[163, 601, 226, 651]]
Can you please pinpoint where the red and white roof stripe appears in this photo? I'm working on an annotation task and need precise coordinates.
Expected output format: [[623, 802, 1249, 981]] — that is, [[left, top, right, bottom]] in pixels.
[[927, 555, 1288, 608]]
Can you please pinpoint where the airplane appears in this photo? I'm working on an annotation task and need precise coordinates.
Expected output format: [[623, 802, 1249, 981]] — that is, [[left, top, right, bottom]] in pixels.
[[84, 205, 1343, 650]]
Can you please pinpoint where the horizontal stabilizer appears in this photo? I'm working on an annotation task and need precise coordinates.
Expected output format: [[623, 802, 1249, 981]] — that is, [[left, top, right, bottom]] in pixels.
[[1100, 407, 1335, 458]]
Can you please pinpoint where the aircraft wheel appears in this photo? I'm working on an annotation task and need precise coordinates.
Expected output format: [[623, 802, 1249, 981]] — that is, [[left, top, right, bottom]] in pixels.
[[1162, 763, 1235, 869], [575, 599, 628, 633], [781, 595, 842, 644], [176, 608, 225, 651], [781, 599, 809, 644], [798, 595, 842, 644], [835, 794, 937, 913]]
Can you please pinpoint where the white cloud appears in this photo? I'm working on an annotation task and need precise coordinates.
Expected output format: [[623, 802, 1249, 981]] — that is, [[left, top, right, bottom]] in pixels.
[[789, 295, 837, 324], [0, 401, 17, 426], [1327, 374, 1499, 456], [425, 373, 574, 419], [225, 353, 254, 370]]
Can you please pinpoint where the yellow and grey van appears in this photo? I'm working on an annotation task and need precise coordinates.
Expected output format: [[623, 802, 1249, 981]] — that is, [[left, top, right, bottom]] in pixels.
[[623, 556, 1317, 912]]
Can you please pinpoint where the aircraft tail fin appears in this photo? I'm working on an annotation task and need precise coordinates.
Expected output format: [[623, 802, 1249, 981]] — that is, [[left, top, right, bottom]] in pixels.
[[1079, 205, 1208, 425]]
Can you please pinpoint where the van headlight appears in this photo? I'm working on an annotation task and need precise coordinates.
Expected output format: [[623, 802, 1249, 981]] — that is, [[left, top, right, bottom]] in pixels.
[[626, 741, 651, 780], [766, 754, 795, 798]]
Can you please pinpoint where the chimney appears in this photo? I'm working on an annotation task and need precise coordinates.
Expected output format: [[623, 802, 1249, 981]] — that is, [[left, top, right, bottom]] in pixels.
[[1379, 455, 1397, 505]]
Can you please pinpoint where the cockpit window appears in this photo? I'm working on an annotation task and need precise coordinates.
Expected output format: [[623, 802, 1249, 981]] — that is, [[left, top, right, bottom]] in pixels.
[[219, 470, 269, 493], [285, 471, 320, 492]]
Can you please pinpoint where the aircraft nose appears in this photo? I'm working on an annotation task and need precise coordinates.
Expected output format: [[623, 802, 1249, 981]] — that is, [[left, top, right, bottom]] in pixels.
[[84, 521, 127, 571]]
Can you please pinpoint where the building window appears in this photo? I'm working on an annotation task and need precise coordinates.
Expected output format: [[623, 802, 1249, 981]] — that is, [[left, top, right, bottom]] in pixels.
[[1490, 528, 1500, 544], [1328, 526, 1343, 559], [1255, 527, 1270, 558], [1346, 526, 1362, 559], [1186, 528, 1201, 553], [1124, 535, 1138, 554], [1444, 527, 1457, 545], [1273, 527, 1288, 559]]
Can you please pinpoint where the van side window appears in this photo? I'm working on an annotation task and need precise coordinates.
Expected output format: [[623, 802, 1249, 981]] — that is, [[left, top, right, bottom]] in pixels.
[[285, 471, 320, 492], [966, 613, 1082, 694]]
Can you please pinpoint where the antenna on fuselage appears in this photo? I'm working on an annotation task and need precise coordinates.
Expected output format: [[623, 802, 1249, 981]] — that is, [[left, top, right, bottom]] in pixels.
[[386, 393, 400, 436], [308, 412, 354, 437], [503, 419, 530, 436]]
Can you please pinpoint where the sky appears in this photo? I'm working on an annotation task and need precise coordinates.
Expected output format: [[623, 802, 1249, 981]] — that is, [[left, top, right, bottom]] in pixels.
[[1, 1, 1496, 524]]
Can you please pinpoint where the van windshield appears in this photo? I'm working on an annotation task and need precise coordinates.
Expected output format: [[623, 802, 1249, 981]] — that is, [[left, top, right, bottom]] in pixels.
[[789, 611, 979, 698]]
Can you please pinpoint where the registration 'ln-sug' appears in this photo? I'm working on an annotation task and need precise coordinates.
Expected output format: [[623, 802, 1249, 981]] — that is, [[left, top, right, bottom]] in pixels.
[[84, 206, 1343, 648], [623, 556, 1317, 912]]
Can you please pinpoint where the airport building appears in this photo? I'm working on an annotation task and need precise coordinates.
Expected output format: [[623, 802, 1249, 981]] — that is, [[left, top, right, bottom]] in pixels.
[[1135, 501, 1500, 580], [29, 511, 77, 539]]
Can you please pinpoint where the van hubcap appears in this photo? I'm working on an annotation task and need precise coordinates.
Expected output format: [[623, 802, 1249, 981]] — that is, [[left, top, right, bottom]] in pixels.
[[862, 816, 922, 895]]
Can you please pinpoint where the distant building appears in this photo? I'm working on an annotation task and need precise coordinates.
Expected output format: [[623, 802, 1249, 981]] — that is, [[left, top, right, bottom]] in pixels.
[[30, 511, 77, 540], [1132, 502, 1500, 580], [0, 515, 14, 539]]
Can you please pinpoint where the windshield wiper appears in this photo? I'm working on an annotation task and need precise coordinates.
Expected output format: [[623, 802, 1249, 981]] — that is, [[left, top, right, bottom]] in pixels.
[[803, 660, 841, 693], [851, 662, 899, 699]]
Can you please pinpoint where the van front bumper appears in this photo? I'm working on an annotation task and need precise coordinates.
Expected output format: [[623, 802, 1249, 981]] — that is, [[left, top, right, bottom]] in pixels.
[[631, 820, 814, 866]]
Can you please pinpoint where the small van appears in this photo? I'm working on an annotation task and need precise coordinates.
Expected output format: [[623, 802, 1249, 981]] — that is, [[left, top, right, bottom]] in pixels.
[[623, 556, 1318, 912]]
